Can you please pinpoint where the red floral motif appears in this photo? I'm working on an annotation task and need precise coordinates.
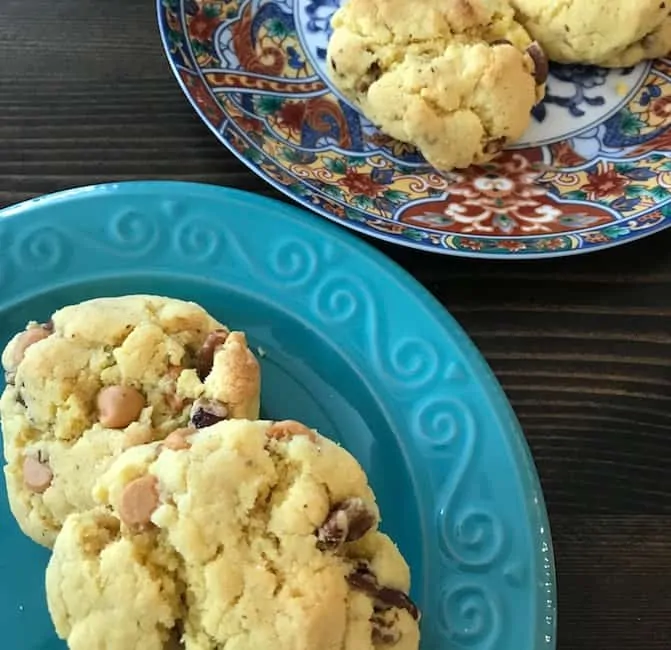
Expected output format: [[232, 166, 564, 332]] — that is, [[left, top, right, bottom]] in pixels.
[[180, 71, 224, 123], [537, 237, 567, 251], [189, 8, 220, 42], [498, 240, 527, 252], [549, 141, 587, 168], [276, 102, 307, 135], [630, 127, 671, 157], [583, 169, 627, 197], [583, 232, 610, 243], [460, 239, 484, 251], [270, 98, 352, 147], [326, 203, 346, 218], [652, 96, 671, 120], [341, 169, 383, 197], [638, 212, 664, 225], [398, 151, 613, 235], [368, 221, 411, 235], [231, 3, 285, 76], [237, 115, 264, 135]]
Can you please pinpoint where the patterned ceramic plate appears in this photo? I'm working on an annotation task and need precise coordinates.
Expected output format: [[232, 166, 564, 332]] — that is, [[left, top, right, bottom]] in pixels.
[[157, 0, 671, 257], [0, 182, 555, 649]]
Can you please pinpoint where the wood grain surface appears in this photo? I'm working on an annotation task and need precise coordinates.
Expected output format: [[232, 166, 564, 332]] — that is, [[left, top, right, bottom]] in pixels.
[[2, 1, 671, 647]]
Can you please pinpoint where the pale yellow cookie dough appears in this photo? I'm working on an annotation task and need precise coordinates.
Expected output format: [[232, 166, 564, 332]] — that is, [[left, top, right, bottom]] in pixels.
[[0, 295, 260, 547], [511, 0, 671, 66], [46, 419, 421, 650], [43, 508, 182, 650], [326, 0, 547, 171]]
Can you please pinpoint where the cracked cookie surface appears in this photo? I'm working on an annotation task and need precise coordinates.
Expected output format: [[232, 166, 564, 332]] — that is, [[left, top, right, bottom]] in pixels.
[[0, 295, 260, 547], [46, 419, 421, 650], [44, 508, 183, 649], [511, 0, 671, 66], [326, 0, 547, 171]]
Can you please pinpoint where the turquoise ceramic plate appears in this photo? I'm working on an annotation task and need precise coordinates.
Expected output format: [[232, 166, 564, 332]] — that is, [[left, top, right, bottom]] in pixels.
[[0, 182, 555, 649]]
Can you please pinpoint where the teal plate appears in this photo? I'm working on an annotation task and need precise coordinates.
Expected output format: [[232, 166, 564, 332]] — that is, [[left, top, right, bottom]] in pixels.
[[0, 181, 555, 649]]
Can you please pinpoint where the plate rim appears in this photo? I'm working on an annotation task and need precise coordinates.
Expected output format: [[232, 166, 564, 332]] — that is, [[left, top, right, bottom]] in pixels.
[[156, 0, 671, 260], [0, 179, 558, 649]]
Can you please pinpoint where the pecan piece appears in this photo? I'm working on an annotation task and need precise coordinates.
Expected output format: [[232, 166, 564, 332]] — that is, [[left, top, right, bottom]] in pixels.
[[267, 420, 317, 443], [526, 41, 549, 85], [317, 497, 377, 550], [189, 398, 229, 429], [196, 329, 230, 380], [347, 564, 420, 621]]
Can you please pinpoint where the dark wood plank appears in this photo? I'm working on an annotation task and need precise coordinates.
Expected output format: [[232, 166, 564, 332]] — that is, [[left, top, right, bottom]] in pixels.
[[554, 515, 671, 648], [1, 1, 671, 648]]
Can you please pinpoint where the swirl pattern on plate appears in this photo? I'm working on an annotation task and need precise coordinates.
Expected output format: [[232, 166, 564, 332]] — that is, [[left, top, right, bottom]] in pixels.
[[0, 183, 556, 650]]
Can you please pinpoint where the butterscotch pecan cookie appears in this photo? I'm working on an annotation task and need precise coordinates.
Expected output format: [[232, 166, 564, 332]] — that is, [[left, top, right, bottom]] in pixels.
[[0, 295, 260, 547], [46, 419, 420, 650], [511, 0, 671, 67], [326, 0, 547, 171]]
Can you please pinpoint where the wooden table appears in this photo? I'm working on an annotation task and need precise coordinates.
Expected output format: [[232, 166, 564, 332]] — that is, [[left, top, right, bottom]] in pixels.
[[2, 1, 670, 647]]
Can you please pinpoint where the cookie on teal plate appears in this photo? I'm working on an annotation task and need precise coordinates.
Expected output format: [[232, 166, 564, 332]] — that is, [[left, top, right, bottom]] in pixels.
[[0, 181, 556, 649]]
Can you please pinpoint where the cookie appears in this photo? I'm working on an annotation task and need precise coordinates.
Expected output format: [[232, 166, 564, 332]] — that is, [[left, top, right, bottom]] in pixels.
[[326, 0, 547, 171], [46, 419, 421, 650], [0, 295, 260, 547], [510, 0, 671, 66]]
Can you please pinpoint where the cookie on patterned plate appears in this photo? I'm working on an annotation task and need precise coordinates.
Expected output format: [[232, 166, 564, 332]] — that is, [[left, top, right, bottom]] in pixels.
[[510, 0, 671, 67], [0, 294, 260, 547], [46, 418, 421, 650], [326, 0, 548, 172]]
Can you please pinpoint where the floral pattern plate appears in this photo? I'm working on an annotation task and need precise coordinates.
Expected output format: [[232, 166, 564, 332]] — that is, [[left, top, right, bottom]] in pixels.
[[157, 0, 671, 258]]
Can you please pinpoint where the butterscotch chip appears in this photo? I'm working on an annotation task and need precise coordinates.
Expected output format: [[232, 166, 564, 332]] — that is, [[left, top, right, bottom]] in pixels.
[[22, 456, 53, 493], [2, 325, 52, 372], [267, 419, 317, 442], [118, 475, 159, 528], [162, 428, 194, 451], [97, 386, 145, 429]]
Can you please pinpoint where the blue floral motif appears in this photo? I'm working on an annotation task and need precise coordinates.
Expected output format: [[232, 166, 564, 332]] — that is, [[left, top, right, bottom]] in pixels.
[[304, 0, 340, 59], [639, 83, 663, 106], [251, 2, 296, 45], [532, 63, 609, 121], [532, 63, 638, 122], [183, 0, 199, 15]]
